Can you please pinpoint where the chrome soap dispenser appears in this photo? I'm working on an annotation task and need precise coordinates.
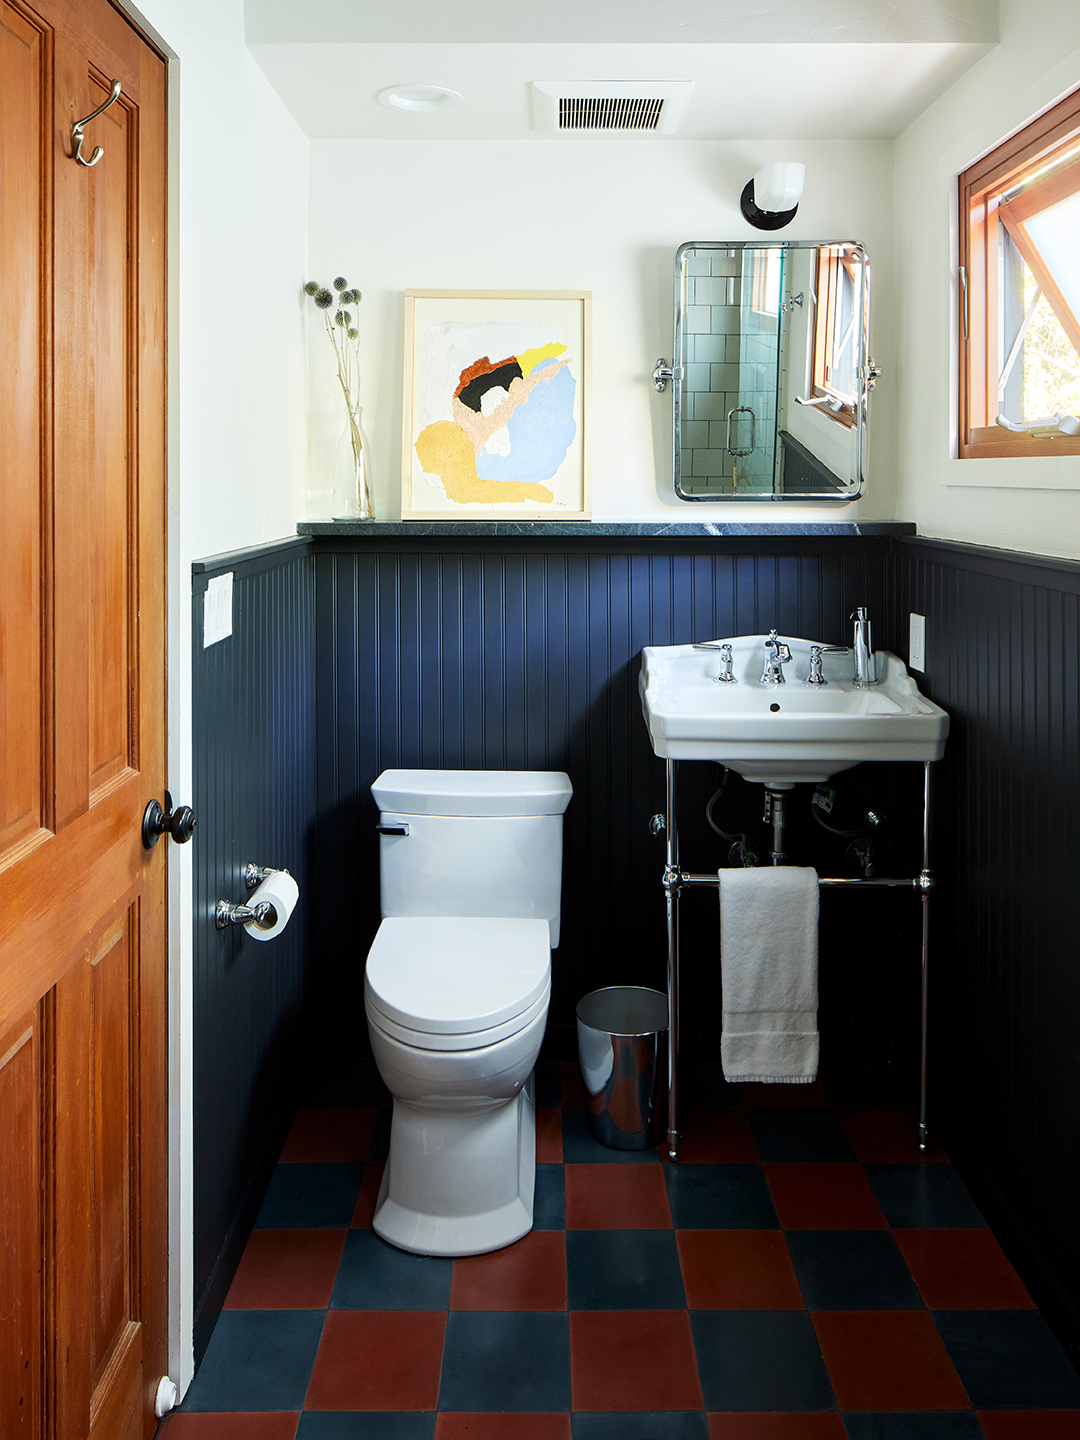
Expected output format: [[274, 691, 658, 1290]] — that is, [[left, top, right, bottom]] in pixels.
[[851, 606, 878, 687]]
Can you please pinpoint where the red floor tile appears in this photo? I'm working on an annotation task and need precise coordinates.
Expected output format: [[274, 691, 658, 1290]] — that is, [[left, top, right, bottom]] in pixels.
[[435, 1415, 572, 1439], [223, 1229, 346, 1310], [278, 1107, 379, 1162], [708, 1417, 848, 1439], [765, 1163, 888, 1229], [450, 1230, 567, 1310], [677, 1230, 803, 1310], [565, 1163, 672, 1229], [351, 1161, 385, 1228], [895, 1228, 1035, 1309], [561, 1061, 586, 1108], [812, 1310, 970, 1411], [678, 1108, 759, 1162], [838, 1106, 948, 1164], [978, 1413, 1080, 1438], [570, 1310, 703, 1411], [161, 1417, 298, 1439], [739, 1080, 832, 1108], [536, 1107, 564, 1163], [305, 1310, 446, 1410]]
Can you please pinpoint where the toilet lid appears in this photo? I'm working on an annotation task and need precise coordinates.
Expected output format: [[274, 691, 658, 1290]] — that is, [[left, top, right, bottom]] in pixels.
[[365, 916, 551, 1035]]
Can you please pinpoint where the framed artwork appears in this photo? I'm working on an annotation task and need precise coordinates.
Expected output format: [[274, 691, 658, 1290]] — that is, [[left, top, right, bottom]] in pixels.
[[402, 290, 592, 520]]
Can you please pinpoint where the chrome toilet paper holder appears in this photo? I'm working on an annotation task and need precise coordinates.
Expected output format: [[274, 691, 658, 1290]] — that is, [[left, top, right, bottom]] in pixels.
[[216, 864, 292, 929]]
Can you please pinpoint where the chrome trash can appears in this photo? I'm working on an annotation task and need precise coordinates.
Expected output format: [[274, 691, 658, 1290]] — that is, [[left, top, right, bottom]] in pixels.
[[575, 986, 669, 1150]]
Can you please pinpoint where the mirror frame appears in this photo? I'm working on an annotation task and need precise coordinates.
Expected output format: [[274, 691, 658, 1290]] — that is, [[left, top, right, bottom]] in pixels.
[[670, 240, 871, 503]]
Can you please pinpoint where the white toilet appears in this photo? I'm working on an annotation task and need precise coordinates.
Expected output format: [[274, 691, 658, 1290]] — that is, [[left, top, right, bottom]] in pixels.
[[364, 768, 573, 1256]]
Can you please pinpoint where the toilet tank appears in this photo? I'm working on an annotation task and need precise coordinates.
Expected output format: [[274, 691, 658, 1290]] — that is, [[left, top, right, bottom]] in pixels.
[[372, 770, 573, 948]]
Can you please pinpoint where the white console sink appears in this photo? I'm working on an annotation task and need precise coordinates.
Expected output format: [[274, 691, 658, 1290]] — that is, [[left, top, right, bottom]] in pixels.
[[639, 634, 949, 788]]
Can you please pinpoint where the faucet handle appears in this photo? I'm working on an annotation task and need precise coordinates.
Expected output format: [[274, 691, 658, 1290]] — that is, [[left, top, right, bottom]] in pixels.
[[806, 645, 826, 685], [715, 643, 737, 683]]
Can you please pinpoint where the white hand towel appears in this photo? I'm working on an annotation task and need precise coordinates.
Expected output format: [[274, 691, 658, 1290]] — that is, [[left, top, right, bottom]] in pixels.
[[718, 866, 819, 1083]]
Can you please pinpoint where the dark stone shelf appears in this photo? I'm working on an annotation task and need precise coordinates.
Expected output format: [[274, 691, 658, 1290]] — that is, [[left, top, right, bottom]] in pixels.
[[297, 520, 916, 539]]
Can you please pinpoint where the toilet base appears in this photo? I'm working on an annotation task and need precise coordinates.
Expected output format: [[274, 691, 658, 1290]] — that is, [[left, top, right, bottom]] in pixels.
[[373, 1080, 536, 1256]]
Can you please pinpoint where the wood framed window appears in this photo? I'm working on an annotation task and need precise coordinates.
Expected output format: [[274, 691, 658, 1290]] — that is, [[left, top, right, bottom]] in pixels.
[[808, 244, 862, 429], [959, 85, 1080, 458]]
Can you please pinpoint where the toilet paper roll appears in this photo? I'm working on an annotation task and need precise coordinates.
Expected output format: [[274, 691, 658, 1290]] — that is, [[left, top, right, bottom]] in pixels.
[[244, 870, 299, 942]]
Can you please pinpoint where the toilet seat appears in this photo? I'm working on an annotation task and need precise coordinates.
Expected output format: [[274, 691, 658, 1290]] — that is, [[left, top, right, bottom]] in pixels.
[[366, 987, 550, 1053], [365, 916, 551, 1051]]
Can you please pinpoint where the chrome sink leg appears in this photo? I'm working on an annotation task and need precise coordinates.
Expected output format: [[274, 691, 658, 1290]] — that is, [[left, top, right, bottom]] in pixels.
[[765, 787, 787, 864], [665, 759, 680, 1162], [918, 760, 933, 1150]]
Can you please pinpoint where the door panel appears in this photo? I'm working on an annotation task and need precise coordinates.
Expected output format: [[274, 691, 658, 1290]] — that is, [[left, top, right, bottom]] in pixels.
[[0, 1015, 43, 1440], [53, 914, 146, 1439], [89, 917, 135, 1379], [0, 0, 168, 1436], [87, 83, 135, 796], [0, 4, 47, 861]]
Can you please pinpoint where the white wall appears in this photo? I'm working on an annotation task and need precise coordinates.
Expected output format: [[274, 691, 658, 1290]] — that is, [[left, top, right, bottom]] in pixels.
[[119, 0, 309, 1397], [894, 0, 1080, 558], [306, 137, 897, 523]]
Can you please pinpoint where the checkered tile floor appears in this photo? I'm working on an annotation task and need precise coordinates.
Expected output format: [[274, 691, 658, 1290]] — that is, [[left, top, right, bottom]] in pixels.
[[164, 1059, 1080, 1439]]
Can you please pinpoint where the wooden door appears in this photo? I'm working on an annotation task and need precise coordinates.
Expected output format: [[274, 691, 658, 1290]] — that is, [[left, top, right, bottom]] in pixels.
[[0, 0, 168, 1436]]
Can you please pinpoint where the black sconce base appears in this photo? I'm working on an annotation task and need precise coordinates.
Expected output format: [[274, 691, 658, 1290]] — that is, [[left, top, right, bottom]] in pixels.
[[740, 180, 798, 231]]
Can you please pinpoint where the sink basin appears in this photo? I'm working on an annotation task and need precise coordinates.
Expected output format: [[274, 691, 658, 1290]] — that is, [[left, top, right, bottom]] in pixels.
[[639, 634, 949, 788]]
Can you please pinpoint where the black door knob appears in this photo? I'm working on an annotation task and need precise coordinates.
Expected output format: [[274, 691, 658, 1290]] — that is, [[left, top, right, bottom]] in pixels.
[[142, 791, 197, 850]]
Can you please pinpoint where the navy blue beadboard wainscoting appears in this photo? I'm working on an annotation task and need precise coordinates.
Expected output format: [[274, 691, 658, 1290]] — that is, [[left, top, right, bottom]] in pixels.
[[190, 539, 316, 1360], [886, 538, 1080, 1366], [308, 530, 925, 1073]]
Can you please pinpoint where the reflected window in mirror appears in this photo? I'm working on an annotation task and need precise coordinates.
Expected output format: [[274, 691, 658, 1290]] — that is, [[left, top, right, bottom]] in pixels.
[[751, 248, 782, 321], [811, 245, 861, 429]]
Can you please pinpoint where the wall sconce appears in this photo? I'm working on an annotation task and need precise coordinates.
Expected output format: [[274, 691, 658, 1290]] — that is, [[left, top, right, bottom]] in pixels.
[[740, 163, 805, 231]]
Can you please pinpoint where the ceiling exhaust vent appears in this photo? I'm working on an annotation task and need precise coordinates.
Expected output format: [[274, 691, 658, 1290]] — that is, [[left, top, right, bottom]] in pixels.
[[533, 81, 693, 136], [560, 96, 664, 132]]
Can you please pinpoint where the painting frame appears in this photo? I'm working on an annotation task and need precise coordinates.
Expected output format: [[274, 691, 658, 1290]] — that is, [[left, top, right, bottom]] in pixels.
[[402, 289, 592, 521]]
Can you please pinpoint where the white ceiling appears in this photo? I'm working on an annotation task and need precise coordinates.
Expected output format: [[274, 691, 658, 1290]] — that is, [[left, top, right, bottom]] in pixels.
[[245, 0, 998, 46], [249, 40, 991, 141], [244, 0, 997, 141]]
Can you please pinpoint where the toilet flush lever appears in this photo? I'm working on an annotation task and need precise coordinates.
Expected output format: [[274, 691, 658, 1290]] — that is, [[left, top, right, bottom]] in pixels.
[[376, 822, 410, 836]]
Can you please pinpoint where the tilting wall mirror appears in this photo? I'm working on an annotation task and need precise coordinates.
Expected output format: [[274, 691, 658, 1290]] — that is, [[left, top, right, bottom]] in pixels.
[[655, 241, 879, 501]]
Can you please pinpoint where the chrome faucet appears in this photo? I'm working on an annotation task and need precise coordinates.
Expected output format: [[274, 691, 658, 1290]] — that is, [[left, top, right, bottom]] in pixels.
[[760, 630, 792, 685], [851, 607, 878, 687]]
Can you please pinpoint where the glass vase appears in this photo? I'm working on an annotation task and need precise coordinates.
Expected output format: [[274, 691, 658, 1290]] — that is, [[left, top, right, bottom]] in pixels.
[[331, 402, 374, 521]]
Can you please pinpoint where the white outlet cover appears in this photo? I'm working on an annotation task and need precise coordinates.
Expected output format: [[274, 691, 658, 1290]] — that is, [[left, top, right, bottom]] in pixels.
[[909, 612, 926, 672], [203, 572, 234, 647]]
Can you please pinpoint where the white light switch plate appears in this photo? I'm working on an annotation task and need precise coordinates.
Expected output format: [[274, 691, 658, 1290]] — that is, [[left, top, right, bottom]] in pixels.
[[203, 572, 233, 647], [909, 612, 926, 672]]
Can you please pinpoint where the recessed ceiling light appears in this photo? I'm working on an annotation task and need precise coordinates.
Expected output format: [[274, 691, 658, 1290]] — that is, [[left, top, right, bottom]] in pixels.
[[379, 85, 463, 114]]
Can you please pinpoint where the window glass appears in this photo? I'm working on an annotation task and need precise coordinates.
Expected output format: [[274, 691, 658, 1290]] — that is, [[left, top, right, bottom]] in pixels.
[[810, 245, 861, 427], [958, 87, 1080, 458], [751, 248, 781, 319]]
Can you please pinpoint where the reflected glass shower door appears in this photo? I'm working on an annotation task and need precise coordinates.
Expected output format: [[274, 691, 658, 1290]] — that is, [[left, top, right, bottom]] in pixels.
[[733, 246, 784, 493]]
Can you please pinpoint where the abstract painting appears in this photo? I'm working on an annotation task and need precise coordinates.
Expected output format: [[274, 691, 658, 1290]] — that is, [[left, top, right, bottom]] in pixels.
[[403, 291, 591, 520]]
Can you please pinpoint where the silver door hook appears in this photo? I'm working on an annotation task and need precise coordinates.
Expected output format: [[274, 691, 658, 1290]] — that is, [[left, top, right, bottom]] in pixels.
[[72, 79, 122, 168]]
